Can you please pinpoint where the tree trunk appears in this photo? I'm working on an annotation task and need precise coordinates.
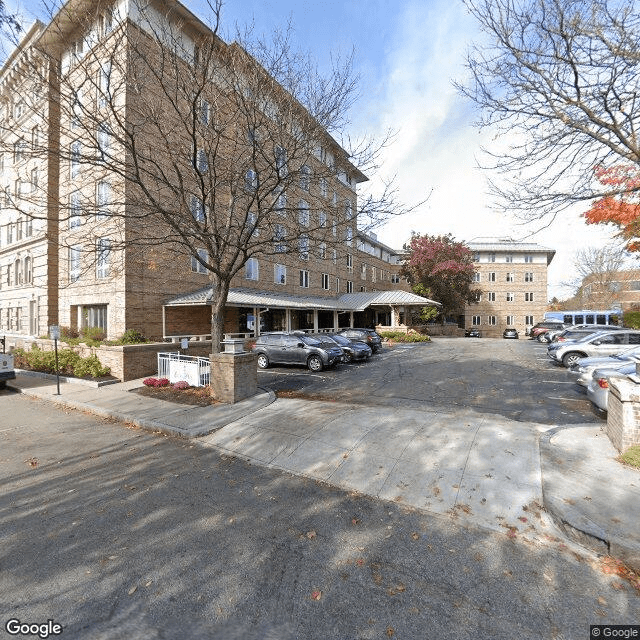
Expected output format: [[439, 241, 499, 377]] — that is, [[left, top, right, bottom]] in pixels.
[[209, 275, 230, 354]]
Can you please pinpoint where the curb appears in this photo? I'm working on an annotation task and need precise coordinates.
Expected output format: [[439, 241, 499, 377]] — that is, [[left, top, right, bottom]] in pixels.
[[539, 424, 640, 571], [11, 383, 277, 439]]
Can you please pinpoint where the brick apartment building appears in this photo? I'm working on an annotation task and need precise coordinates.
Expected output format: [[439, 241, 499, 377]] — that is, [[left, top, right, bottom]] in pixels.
[[0, 0, 435, 343], [463, 239, 555, 338]]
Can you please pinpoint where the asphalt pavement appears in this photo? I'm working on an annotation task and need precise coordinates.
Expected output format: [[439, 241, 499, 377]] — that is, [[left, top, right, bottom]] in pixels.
[[7, 345, 640, 572]]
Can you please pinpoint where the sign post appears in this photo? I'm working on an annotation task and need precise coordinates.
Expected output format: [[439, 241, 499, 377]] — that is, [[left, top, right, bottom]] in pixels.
[[49, 325, 61, 395]]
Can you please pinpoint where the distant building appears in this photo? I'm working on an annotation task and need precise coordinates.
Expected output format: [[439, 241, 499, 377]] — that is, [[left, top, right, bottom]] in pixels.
[[580, 269, 640, 311], [463, 239, 555, 338]]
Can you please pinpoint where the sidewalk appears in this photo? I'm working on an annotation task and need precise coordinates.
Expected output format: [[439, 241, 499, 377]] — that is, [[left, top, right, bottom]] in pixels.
[[7, 373, 640, 569]]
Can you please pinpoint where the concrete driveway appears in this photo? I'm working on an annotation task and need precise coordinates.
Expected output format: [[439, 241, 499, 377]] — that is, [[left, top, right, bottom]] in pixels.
[[202, 338, 590, 538]]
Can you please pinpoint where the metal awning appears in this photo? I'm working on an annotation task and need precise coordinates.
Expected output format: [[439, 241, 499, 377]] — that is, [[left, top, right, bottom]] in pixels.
[[164, 286, 441, 311]]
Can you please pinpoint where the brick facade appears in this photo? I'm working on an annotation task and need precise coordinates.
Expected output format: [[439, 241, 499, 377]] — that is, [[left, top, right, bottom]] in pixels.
[[607, 377, 640, 452]]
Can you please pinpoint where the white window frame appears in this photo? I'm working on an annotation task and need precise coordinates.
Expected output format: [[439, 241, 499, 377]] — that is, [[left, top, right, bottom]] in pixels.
[[321, 273, 330, 290], [472, 315, 481, 326], [70, 246, 81, 282], [245, 257, 259, 281], [96, 238, 111, 279], [299, 269, 309, 288], [274, 263, 286, 285], [191, 248, 208, 274]]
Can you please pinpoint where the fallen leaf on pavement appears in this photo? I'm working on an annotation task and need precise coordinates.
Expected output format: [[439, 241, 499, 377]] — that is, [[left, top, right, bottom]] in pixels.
[[386, 626, 394, 637], [411, 532, 419, 540], [311, 590, 322, 601], [306, 530, 317, 539], [25, 458, 38, 468]]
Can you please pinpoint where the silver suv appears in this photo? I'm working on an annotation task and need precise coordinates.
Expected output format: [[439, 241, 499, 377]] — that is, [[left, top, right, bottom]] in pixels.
[[547, 329, 640, 368], [252, 333, 343, 372]]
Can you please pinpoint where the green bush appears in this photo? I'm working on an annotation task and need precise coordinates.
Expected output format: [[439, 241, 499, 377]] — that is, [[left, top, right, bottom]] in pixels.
[[623, 311, 640, 329], [379, 331, 431, 343], [111, 329, 148, 345], [14, 345, 110, 378], [81, 326, 107, 344], [60, 326, 79, 340]]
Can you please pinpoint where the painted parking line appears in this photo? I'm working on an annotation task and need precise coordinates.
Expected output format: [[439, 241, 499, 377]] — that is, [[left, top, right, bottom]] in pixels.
[[547, 396, 589, 402]]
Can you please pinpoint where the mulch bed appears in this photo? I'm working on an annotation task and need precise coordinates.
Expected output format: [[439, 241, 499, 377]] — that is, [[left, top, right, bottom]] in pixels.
[[131, 385, 220, 407]]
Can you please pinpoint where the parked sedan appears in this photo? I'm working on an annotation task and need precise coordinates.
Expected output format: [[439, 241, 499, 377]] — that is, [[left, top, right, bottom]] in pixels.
[[337, 328, 383, 353], [314, 333, 372, 362], [529, 321, 567, 339], [586, 362, 638, 412], [252, 332, 343, 371], [547, 329, 640, 368], [568, 346, 640, 387], [549, 325, 626, 344], [503, 328, 519, 339], [465, 328, 481, 338]]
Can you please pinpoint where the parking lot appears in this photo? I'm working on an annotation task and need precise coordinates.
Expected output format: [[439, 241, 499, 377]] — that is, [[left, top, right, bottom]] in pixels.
[[257, 336, 603, 425]]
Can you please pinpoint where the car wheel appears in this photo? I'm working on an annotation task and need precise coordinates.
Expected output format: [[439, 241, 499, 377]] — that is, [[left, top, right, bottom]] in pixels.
[[0, 381, 6, 390], [536, 334, 546, 342], [344, 351, 353, 363], [307, 355, 323, 372], [257, 354, 269, 369], [562, 352, 583, 368]]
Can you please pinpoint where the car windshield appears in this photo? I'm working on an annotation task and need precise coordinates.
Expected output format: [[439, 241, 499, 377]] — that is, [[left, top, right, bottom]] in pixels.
[[330, 335, 350, 346], [300, 336, 322, 346]]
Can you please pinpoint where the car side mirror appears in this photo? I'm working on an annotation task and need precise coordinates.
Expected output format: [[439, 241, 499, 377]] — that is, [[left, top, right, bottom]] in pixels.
[[297, 342, 305, 348], [592, 340, 601, 345]]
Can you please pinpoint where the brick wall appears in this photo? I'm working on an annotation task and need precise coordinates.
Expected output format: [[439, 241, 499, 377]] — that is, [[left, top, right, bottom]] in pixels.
[[607, 378, 640, 452]]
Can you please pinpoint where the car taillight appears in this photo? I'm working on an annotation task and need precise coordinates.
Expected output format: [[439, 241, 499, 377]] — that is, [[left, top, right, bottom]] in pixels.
[[597, 378, 609, 389]]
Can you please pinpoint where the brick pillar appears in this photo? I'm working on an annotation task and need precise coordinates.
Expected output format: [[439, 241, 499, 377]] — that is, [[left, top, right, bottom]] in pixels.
[[607, 378, 640, 452], [209, 352, 258, 404]]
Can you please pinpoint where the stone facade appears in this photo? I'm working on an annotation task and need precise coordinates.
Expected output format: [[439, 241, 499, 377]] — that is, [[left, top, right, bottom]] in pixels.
[[209, 351, 258, 404], [607, 377, 640, 452], [464, 240, 555, 338]]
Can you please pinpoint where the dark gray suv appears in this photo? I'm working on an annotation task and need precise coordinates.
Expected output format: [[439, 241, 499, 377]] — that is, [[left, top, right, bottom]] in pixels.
[[252, 333, 343, 371], [337, 328, 383, 353]]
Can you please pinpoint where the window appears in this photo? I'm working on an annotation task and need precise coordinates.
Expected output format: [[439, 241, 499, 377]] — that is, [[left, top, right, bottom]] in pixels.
[[472, 315, 481, 326], [319, 177, 327, 198], [275, 189, 286, 215], [391, 274, 400, 284], [31, 126, 40, 150], [82, 305, 107, 331], [24, 256, 32, 283], [14, 139, 26, 163], [245, 257, 259, 281], [505, 254, 513, 263], [360, 263, 367, 279], [488, 253, 496, 263], [97, 123, 110, 160], [96, 181, 110, 219], [321, 273, 329, 290], [474, 292, 481, 302], [197, 149, 209, 173], [31, 168, 39, 192], [6, 264, 12, 286], [244, 169, 257, 191], [488, 272, 496, 282], [97, 61, 111, 109], [506, 292, 513, 301], [300, 165, 310, 191], [345, 200, 353, 220], [298, 234, 309, 260], [525, 292, 534, 301], [473, 272, 481, 283], [191, 248, 208, 274], [506, 315, 515, 326], [96, 238, 111, 278], [98, 9, 113, 37], [69, 191, 82, 227], [298, 200, 309, 226], [526, 315, 534, 325], [246, 211, 259, 236], [190, 196, 205, 222], [299, 269, 309, 288], [524, 254, 533, 263], [345, 227, 353, 246], [524, 272, 534, 282], [7, 222, 13, 244], [275, 146, 287, 177], [274, 263, 286, 284], [70, 141, 81, 178], [371, 266, 377, 282], [506, 272, 514, 282], [336, 277, 340, 293], [488, 292, 496, 301], [199, 100, 210, 125], [319, 210, 327, 228], [332, 220, 337, 237], [346, 280, 353, 293], [472, 252, 480, 262], [71, 90, 82, 129], [14, 258, 22, 285], [332, 249, 337, 264], [274, 224, 286, 253], [70, 246, 81, 282], [318, 242, 326, 259], [346, 253, 353, 272], [488, 315, 497, 325]]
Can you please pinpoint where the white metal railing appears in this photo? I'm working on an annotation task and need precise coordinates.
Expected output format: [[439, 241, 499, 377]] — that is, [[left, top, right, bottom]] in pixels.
[[157, 352, 210, 387]]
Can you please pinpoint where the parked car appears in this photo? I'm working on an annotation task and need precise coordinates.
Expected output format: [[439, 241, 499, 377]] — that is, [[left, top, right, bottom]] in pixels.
[[337, 328, 383, 353], [529, 321, 567, 339], [549, 325, 626, 344], [465, 328, 481, 338], [0, 343, 15, 390], [547, 329, 640, 368], [586, 362, 638, 412], [568, 346, 640, 387], [252, 332, 343, 371], [314, 333, 372, 362], [503, 328, 519, 339]]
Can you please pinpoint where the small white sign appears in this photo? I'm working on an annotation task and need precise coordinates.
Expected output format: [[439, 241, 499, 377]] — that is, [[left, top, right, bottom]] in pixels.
[[181, 338, 189, 350], [49, 325, 61, 340], [169, 360, 199, 386]]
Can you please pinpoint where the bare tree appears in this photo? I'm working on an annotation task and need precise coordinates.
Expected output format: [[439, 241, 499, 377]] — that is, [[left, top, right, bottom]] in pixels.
[[457, 0, 640, 221], [565, 242, 633, 308], [5, 0, 423, 348]]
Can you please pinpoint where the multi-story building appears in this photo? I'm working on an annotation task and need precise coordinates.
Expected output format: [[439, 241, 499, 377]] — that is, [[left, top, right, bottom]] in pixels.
[[0, 0, 430, 343], [463, 239, 555, 338]]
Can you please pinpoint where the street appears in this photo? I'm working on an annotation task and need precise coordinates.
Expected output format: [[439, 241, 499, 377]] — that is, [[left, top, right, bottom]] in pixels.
[[1, 337, 638, 639]]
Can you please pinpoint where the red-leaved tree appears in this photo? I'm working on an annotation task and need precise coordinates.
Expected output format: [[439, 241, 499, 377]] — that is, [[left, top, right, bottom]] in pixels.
[[584, 166, 640, 251], [401, 234, 480, 320]]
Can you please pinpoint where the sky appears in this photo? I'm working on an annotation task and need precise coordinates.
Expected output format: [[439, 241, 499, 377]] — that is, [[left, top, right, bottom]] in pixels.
[[7, 0, 629, 300]]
